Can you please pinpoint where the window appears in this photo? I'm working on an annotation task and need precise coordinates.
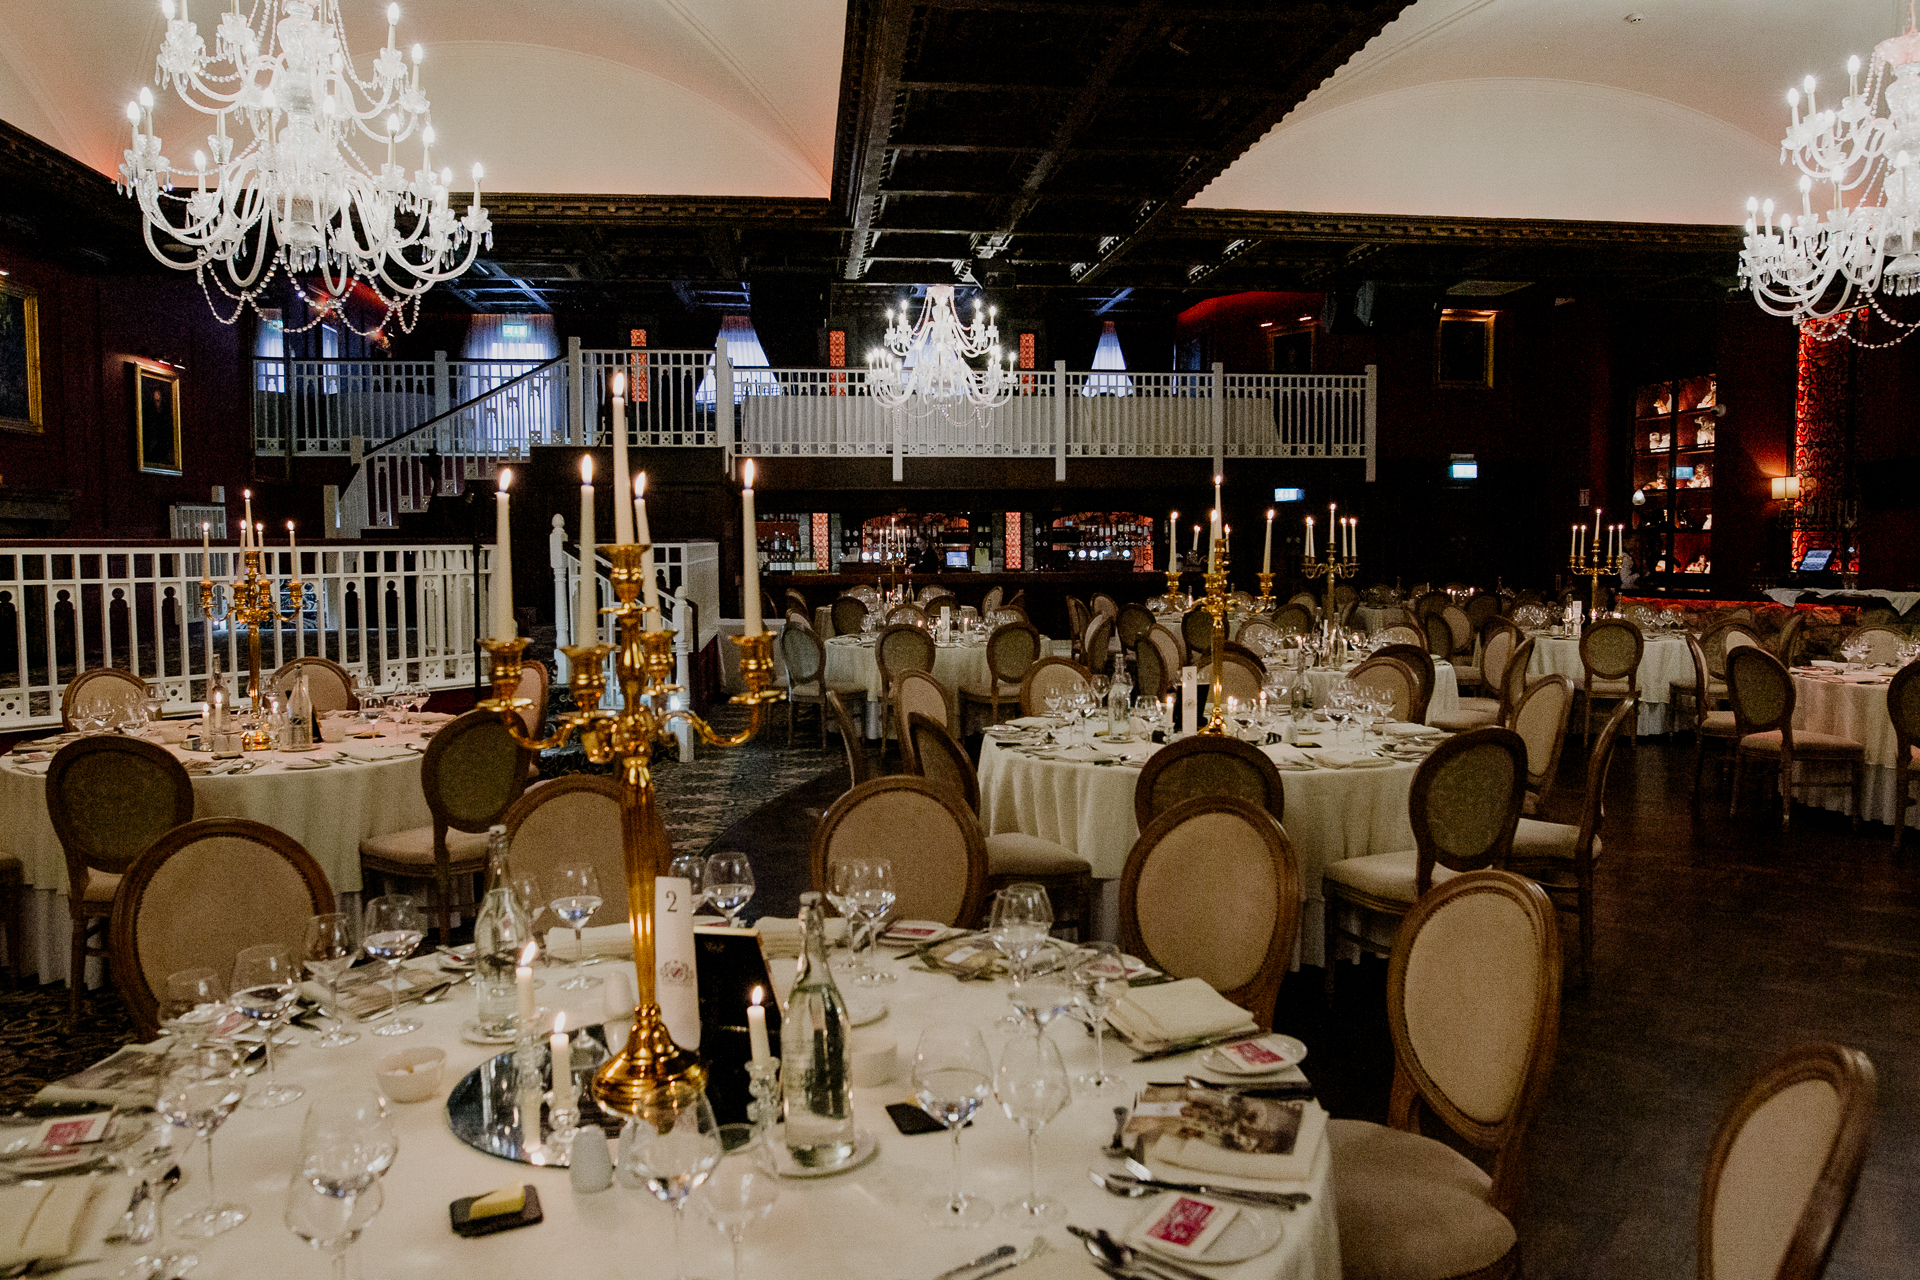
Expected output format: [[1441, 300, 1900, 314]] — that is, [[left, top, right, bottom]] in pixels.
[[696, 315, 782, 404], [1082, 320, 1134, 396]]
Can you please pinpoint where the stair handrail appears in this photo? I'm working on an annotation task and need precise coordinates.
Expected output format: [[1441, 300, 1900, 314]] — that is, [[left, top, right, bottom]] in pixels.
[[357, 354, 565, 461]]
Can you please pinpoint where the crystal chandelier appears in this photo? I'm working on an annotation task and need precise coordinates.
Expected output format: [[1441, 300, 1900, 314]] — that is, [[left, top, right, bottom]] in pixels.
[[867, 285, 1018, 426], [1739, 11, 1920, 346], [116, 0, 491, 333]]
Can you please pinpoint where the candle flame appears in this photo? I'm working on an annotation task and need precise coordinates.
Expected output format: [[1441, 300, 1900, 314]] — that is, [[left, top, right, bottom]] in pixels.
[[751, 985, 764, 1007], [743, 459, 756, 490], [635, 472, 646, 498], [553, 1011, 567, 1035], [1170, 510, 1178, 520], [497, 467, 512, 492], [579, 454, 594, 483], [611, 371, 626, 398], [201, 521, 209, 533], [518, 941, 539, 968], [1266, 508, 1274, 520]]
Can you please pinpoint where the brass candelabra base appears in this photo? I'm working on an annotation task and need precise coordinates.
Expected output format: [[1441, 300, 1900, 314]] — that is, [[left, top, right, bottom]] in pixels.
[[1163, 568, 1185, 612], [1570, 556, 1619, 618], [1254, 571, 1276, 614]]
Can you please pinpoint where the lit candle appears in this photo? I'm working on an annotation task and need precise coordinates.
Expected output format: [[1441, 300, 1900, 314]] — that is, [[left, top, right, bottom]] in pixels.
[[286, 521, 299, 584], [1191, 524, 1202, 554], [1168, 510, 1179, 570], [635, 473, 661, 631], [742, 461, 762, 635], [516, 941, 538, 1034], [1570, 524, 1577, 561], [1593, 507, 1602, 553], [242, 489, 254, 553], [492, 469, 514, 640], [1351, 516, 1359, 559], [200, 521, 212, 586], [550, 1011, 571, 1091], [1328, 503, 1338, 562], [1305, 515, 1315, 560], [747, 986, 771, 1066], [577, 455, 597, 645], [609, 372, 633, 544], [1210, 473, 1224, 569], [1262, 508, 1274, 575]]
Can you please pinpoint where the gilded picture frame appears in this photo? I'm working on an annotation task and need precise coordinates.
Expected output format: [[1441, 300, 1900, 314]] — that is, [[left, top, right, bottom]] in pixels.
[[0, 278, 43, 432], [1436, 310, 1496, 389], [132, 361, 184, 475]]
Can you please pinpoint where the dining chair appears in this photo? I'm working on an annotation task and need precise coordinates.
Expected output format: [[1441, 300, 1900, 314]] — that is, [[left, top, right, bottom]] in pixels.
[[1115, 603, 1157, 654], [1842, 624, 1906, 665], [1002, 588, 1028, 616], [60, 667, 147, 730], [903, 713, 1094, 938], [1465, 591, 1502, 633], [1508, 674, 1573, 816], [1198, 653, 1264, 707], [1089, 592, 1118, 620], [780, 622, 834, 746], [1182, 606, 1215, 657], [46, 735, 195, 1018], [886, 603, 928, 627], [1082, 613, 1115, 676], [783, 588, 810, 619], [980, 585, 1004, 615], [1701, 619, 1764, 683], [893, 669, 952, 741], [1507, 698, 1632, 981], [1132, 634, 1171, 700], [1290, 591, 1322, 613], [1670, 631, 1730, 734], [1017, 656, 1092, 718], [784, 609, 811, 635], [1441, 606, 1474, 668], [1133, 734, 1285, 831], [512, 659, 551, 739], [0, 855, 24, 987], [1322, 727, 1529, 999], [1377, 624, 1423, 647], [1500, 637, 1538, 716], [1429, 625, 1518, 731], [829, 595, 869, 638], [1423, 611, 1456, 663], [1065, 597, 1092, 657], [1235, 617, 1280, 655], [827, 691, 872, 788], [1726, 646, 1863, 829], [874, 623, 938, 749], [1696, 1042, 1877, 1280], [1223, 639, 1267, 674], [1270, 602, 1315, 636], [960, 622, 1040, 730], [1328, 870, 1561, 1280], [1578, 618, 1645, 744], [1332, 584, 1358, 616], [1888, 662, 1920, 849], [359, 708, 531, 944], [1771, 611, 1809, 668], [1349, 656, 1420, 725], [1148, 623, 1186, 674], [1414, 589, 1452, 621], [109, 817, 333, 1041], [1371, 643, 1436, 723], [810, 776, 988, 929], [267, 656, 357, 713], [1120, 796, 1299, 1032], [501, 775, 627, 933], [1684, 632, 1740, 795]]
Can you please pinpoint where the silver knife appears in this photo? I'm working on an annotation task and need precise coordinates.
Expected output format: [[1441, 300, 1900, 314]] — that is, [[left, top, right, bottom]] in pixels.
[[919, 1245, 1017, 1280], [1130, 1031, 1264, 1063]]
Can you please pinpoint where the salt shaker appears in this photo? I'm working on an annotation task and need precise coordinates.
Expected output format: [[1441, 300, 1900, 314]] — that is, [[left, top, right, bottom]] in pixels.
[[569, 1128, 613, 1193]]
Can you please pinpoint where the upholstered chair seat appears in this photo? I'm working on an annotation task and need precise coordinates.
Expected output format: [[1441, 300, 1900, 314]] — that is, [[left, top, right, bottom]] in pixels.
[[1429, 693, 1501, 733], [1584, 676, 1634, 695], [983, 833, 1086, 874], [358, 826, 493, 864], [1321, 849, 1459, 909], [1328, 1120, 1517, 1280], [77, 871, 121, 903], [1508, 818, 1590, 862], [1734, 729, 1865, 756]]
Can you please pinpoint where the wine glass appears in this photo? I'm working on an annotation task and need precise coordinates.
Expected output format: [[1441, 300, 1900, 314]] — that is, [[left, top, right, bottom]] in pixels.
[[847, 858, 897, 987], [157, 1044, 250, 1238], [1042, 689, 1067, 726], [161, 968, 229, 1044], [622, 1081, 724, 1280], [704, 852, 756, 927], [695, 1156, 781, 1280], [231, 944, 303, 1108], [355, 690, 386, 737], [995, 1033, 1073, 1225], [912, 1027, 995, 1228], [286, 1177, 384, 1280], [99, 1110, 179, 1254], [548, 863, 605, 990], [827, 858, 870, 981], [1007, 976, 1074, 1034], [362, 896, 426, 1036], [299, 1091, 398, 1198], [670, 854, 708, 912], [1070, 943, 1129, 1091], [302, 913, 363, 1049], [988, 884, 1053, 1007], [142, 682, 166, 723]]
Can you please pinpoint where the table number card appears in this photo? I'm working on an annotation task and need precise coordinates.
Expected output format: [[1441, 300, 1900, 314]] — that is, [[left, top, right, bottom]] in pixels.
[[654, 876, 700, 1049]]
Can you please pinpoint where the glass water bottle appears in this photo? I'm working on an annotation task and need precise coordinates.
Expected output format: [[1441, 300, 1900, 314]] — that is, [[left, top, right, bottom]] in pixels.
[[782, 892, 856, 1168]]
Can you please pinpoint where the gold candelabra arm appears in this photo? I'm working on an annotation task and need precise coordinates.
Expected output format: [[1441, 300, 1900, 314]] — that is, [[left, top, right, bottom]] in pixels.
[[1198, 567, 1232, 736], [662, 632, 783, 748], [477, 637, 579, 753]]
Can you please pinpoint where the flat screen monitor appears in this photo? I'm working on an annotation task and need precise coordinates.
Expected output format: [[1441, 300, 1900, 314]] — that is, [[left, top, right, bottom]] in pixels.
[[1798, 549, 1833, 572], [944, 549, 970, 569]]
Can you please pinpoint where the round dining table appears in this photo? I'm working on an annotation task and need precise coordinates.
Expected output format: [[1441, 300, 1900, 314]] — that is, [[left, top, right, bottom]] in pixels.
[[824, 633, 1052, 736], [1790, 665, 1910, 825], [54, 946, 1341, 1280], [1526, 631, 1691, 735], [1303, 661, 1459, 726], [0, 717, 438, 984], [977, 728, 1422, 967]]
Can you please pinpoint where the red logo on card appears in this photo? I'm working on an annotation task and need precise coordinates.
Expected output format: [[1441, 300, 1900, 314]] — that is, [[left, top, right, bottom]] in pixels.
[[1230, 1041, 1285, 1066], [42, 1120, 91, 1148], [1148, 1197, 1217, 1247]]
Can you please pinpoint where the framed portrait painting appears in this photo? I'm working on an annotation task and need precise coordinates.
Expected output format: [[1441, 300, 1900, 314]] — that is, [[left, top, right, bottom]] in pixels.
[[0, 279, 42, 432], [131, 361, 183, 475], [1436, 310, 1496, 389]]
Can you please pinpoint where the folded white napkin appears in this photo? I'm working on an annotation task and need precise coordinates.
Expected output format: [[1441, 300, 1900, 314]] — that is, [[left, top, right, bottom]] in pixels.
[[754, 916, 849, 959], [1259, 744, 1314, 767], [1008, 716, 1055, 728], [1039, 745, 1107, 762], [1384, 722, 1438, 738], [1151, 1101, 1329, 1184], [1108, 978, 1258, 1047], [0, 1177, 101, 1268], [546, 923, 636, 961], [1317, 750, 1395, 769]]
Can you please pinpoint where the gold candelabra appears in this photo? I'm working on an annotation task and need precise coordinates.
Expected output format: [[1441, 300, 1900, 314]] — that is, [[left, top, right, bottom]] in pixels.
[[1162, 567, 1186, 612], [1571, 544, 1619, 617], [1301, 547, 1357, 630], [200, 548, 305, 750], [479, 542, 782, 1116], [1197, 546, 1232, 735], [1254, 571, 1276, 614]]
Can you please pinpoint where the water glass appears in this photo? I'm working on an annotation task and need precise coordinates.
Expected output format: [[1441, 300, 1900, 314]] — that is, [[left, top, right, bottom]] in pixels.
[[161, 968, 229, 1044], [704, 851, 756, 927], [231, 944, 303, 1108], [1071, 943, 1129, 1090], [669, 854, 709, 912], [285, 1177, 384, 1280], [303, 913, 363, 1049], [695, 1157, 781, 1280], [622, 1082, 725, 1280], [299, 1091, 398, 1198], [995, 1034, 1073, 1225], [912, 1028, 994, 1228], [362, 895, 426, 1035], [158, 1044, 250, 1238], [548, 863, 606, 990], [847, 858, 897, 987]]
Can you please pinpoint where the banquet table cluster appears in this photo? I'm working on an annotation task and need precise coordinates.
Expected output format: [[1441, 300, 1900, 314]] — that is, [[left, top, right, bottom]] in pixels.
[[34, 942, 1340, 1280], [1790, 662, 1914, 825], [822, 632, 1055, 737], [1525, 630, 1690, 735]]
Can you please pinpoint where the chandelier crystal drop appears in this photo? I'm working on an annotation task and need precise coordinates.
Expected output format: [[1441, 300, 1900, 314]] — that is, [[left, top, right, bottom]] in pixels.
[[867, 285, 1018, 426], [1739, 7, 1920, 346], [116, 0, 491, 332]]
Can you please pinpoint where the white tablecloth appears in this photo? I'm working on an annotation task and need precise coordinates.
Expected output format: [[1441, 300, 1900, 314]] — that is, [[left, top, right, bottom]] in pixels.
[[1791, 671, 1912, 825], [1766, 587, 1920, 614], [1304, 662, 1459, 726], [1, 725, 434, 982], [977, 735, 1417, 968], [1528, 634, 1690, 734], [823, 635, 1013, 736], [64, 955, 1340, 1280]]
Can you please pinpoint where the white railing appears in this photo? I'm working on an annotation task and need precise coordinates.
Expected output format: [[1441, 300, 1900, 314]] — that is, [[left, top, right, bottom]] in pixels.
[[0, 541, 496, 730], [254, 356, 570, 457]]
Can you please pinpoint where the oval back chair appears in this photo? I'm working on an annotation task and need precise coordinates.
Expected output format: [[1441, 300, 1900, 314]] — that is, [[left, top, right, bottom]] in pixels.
[[1148, 623, 1186, 673], [780, 622, 831, 746], [1133, 734, 1284, 832], [1372, 644, 1436, 723], [1442, 606, 1473, 657], [1235, 618, 1281, 653], [894, 669, 951, 739], [1889, 660, 1920, 848], [1772, 611, 1808, 668], [1349, 656, 1420, 724], [1271, 602, 1314, 636], [1726, 645, 1863, 829], [1018, 656, 1092, 718], [811, 776, 988, 928], [1509, 674, 1573, 814], [1182, 607, 1214, 657], [1702, 619, 1764, 680], [1579, 618, 1645, 743], [1089, 592, 1118, 620], [961, 622, 1041, 728], [1115, 603, 1157, 652], [512, 659, 551, 738], [980, 585, 1004, 615], [1377, 624, 1422, 647], [61, 667, 146, 730], [1424, 611, 1456, 661], [1133, 634, 1171, 700], [1843, 624, 1906, 665], [886, 603, 928, 627], [268, 657, 356, 713], [830, 595, 869, 637], [1199, 654, 1264, 708], [827, 691, 872, 788], [501, 775, 628, 932], [1464, 592, 1502, 633], [1065, 597, 1092, 651], [1082, 613, 1114, 675]]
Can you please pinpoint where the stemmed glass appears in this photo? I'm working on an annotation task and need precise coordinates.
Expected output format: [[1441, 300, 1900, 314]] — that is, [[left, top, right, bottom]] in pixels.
[[622, 1081, 725, 1280], [828, 858, 870, 981], [670, 854, 708, 912], [1070, 942, 1129, 1091], [354, 690, 387, 738], [231, 944, 303, 1108], [100, 1110, 179, 1256], [995, 1034, 1073, 1225], [695, 1157, 781, 1280], [161, 968, 229, 1045], [846, 858, 897, 987], [704, 852, 756, 928], [157, 1043, 250, 1238], [362, 896, 426, 1036], [142, 682, 166, 724], [303, 913, 363, 1048], [286, 1178, 383, 1280], [296, 1090, 398, 1273], [913, 1027, 995, 1228], [547, 863, 606, 990], [1007, 975, 1074, 1034], [988, 884, 1054, 1019], [1043, 690, 1067, 729]]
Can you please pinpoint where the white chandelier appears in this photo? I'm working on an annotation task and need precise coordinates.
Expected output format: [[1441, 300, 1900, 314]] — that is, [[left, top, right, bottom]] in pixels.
[[117, 0, 491, 333], [1739, 14, 1920, 346], [867, 285, 1018, 425]]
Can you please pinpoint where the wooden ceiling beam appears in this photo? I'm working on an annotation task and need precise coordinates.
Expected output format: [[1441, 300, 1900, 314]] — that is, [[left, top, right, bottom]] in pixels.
[[838, 0, 916, 280]]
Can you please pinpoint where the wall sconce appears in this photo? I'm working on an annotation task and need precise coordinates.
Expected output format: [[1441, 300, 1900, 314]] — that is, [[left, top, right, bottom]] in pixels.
[[1770, 476, 1801, 501]]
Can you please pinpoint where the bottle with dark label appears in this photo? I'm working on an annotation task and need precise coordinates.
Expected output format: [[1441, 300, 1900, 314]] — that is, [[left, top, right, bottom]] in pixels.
[[781, 891, 855, 1167]]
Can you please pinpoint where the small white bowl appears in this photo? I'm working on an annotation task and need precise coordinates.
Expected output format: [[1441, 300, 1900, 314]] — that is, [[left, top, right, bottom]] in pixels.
[[376, 1047, 446, 1103]]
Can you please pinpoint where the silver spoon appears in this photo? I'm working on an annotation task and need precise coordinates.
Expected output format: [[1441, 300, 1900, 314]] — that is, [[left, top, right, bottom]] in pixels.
[[1069, 1227, 1213, 1280], [1087, 1169, 1157, 1199], [1122, 1157, 1309, 1207]]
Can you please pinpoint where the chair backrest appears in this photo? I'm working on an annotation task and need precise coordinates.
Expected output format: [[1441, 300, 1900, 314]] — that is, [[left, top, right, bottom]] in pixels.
[[267, 657, 356, 713], [1503, 637, 1538, 717], [783, 588, 810, 616], [1222, 639, 1266, 674], [1386, 870, 1561, 1215], [1772, 611, 1808, 667], [903, 712, 980, 814], [1727, 645, 1795, 738], [874, 623, 938, 690], [61, 667, 146, 729], [1508, 675, 1573, 802], [1149, 623, 1185, 673], [785, 609, 812, 634], [1133, 734, 1285, 831], [894, 669, 951, 735], [1378, 624, 1422, 646], [1332, 583, 1358, 611], [1465, 592, 1501, 631], [1236, 618, 1280, 653], [1270, 602, 1314, 636], [886, 603, 928, 627], [1373, 643, 1436, 722], [502, 775, 627, 929], [1133, 634, 1171, 700], [47, 736, 196, 886], [1411, 726, 1527, 893], [1115, 603, 1157, 651], [1090, 592, 1119, 619], [1424, 611, 1456, 660], [1414, 589, 1451, 620], [514, 660, 551, 738], [1018, 656, 1091, 717], [1581, 618, 1645, 683], [1481, 624, 1519, 695], [1562, 698, 1634, 865], [1844, 624, 1906, 666], [1442, 605, 1473, 655], [422, 709, 531, 834], [984, 622, 1041, 686], [1083, 614, 1114, 674], [1888, 661, 1920, 758], [1182, 607, 1214, 655], [1698, 1042, 1877, 1280], [1684, 632, 1715, 728], [1200, 655, 1264, 705], [1349, 656, 1420, 724], [1120, 796, 1299, 1032], [1065, 596, 1092, 646], [1702, 620, 1763, 679], [780, 622, 827, 689], [811, 776, 987, 927], [981, 585, 1004, 614], [109, 817, 333, 1040], [826, 691, 870, 786], [830, 595, 869, 637]]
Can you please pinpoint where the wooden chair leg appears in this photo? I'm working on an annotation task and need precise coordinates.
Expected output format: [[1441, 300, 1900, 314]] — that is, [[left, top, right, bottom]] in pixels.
[[1322, 903, 1339, 1004], [1779, 756, 1792, 828], [1691, 729, 1707, 796], [69, 921, 85, 1019]]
